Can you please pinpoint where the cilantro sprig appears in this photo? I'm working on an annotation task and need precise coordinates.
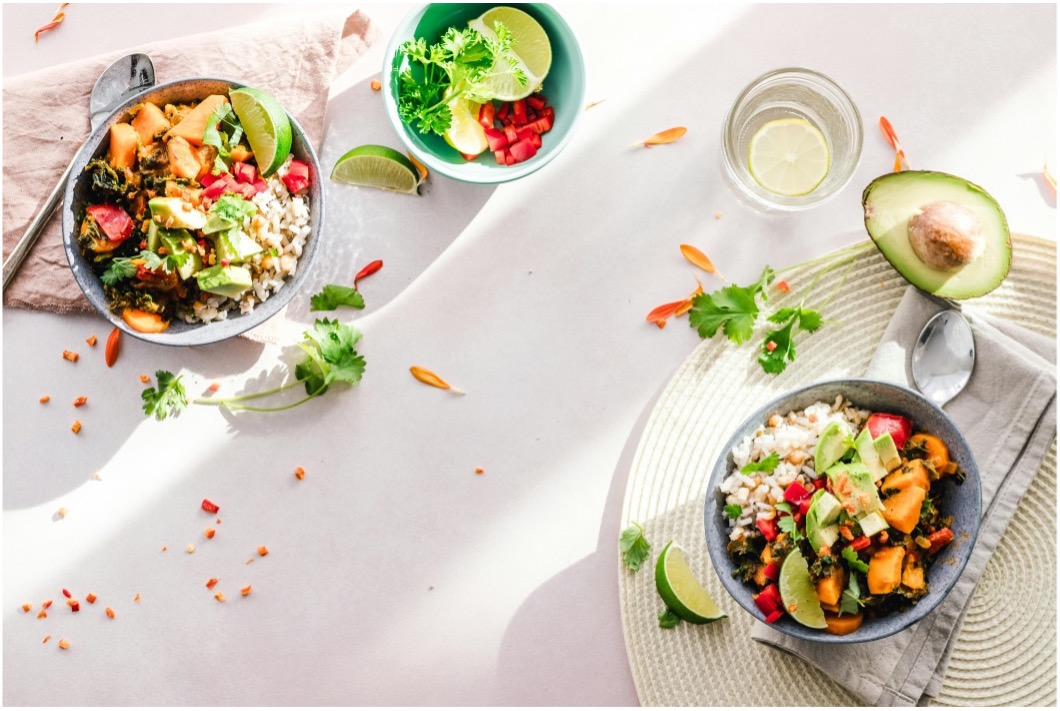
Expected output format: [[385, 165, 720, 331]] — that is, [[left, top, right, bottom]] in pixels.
[[100, 250, 188, 286], [619, 521, 651, 573], [658, 608, 681, 629], [740, 452, 780, 475], [310, 284, 366, 312], [141, 319, 365, 420], [202, 103, 245, 172], [841, 545, 869, 574], [839, 572, 864, 616]]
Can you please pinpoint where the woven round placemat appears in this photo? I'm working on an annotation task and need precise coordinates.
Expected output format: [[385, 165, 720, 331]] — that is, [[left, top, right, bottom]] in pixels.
[[619, 234, 1056, 707]]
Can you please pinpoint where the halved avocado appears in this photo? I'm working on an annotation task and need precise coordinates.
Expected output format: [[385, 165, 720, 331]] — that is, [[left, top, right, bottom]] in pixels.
[[863, 170, 1011, 299]]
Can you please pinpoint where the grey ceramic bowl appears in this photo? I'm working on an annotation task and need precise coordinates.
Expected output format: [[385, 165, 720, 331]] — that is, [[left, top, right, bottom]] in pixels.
[[62, 77, 324, 346], [704, 379, 981, 643]]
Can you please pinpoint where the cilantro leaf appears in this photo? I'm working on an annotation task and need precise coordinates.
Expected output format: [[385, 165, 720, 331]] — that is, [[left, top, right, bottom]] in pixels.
[[798, 308, 823, 332], [309, 284, 366, 312], [201, 103, 244, 170], [141, 370, 187, 421], [741, 452, 781, 474], [759, 319, 797, 374], [658, 608, 681, 629], [777, 513, 803, 542], [773, 502, 793, 515], [296, 318, 366, 396], [841, 545, 869, 574], [619, 521, 651, 572], [839, 573, 864, 616], [688, 266, 774, 344], [211, 194, 257, 224], [724, 503, 743, 520], [100, 257, 138, 285]]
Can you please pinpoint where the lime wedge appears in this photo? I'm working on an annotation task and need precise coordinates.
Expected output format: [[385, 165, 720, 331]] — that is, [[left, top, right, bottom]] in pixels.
[[778, 548, 828, 628], [468, 6, 552, 101], [331, 145, 420, 195], [747, 117, 830, 197], [229, 87, 293, 177], [443, 97, 488, 156], [655, 541, 726, 624]]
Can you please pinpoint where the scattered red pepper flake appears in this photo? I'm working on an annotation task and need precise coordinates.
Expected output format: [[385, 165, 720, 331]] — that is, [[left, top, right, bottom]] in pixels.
[[679, 244, 717, 274], [105, 607, 115, 619], [713, 211, 723, 220], [42, 600, 53, 610], [42, 635, 51, 644], [354, 259, 384, 288], [240, 585, 252, 597], [410, 366, 465, 395], [39, 395, 50, 404], [878, 116, 909, 172], [86, 335, 97, 347], [33, 3, 69, 43], [161, 546, 167, 552], [57, 638, 70, 650], [37, 609, 47, 619], [134, 594, 140, 603], [62, 588, 72, 599], [62, 350, 79, 362], [216, 518, 222, 524], [21, 603, 32, 612], [71, 420, 81, 434], [475, 467, 485, 475], [637, 126, 687, 148], [294, 466, 305, 480], [56, 507, 69, 519], [257, 546, 269, 557], [105, 327, 121, 367], [139, 374, 150, 383], [73, 396, 88, 407], [206, 578, 219, 590], [246, 558, 254, 565], [214, 591, 226, 603], [208, 383, 220, 393], [67, 600, 80, 612], [370, 78, 382, 91], [86, 593, 97, 604], [766, 341, 778, 353], [205, 527, 215, 539], [777, 280, 791, 293], [201, 498, 220, 514]]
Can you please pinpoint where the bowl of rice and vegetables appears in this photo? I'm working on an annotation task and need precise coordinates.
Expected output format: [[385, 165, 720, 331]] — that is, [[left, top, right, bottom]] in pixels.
[[705, 379, 981, 643], [62, 77, 322, 345]]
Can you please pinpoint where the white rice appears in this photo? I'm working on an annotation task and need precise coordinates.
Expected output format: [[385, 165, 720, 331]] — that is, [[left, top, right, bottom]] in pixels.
[[718, 395, 871, 542], [180, 155, 311, 324]]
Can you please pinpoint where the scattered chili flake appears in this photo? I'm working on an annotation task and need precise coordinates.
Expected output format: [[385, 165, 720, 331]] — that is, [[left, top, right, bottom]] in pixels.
[[42, 635, 51, 644], [294, 466, 305, 480], [354, 259, 384, 288], [56, 507, 69, 519], [42, 600, 53, 610], [257, 546, 269, 557], [201, 499, 220, 514], [370, 78, 381, 91], [67, 600, 80, 612], [105, 327, 121, 367], [777, 280, 791, 293], [214, 591, 226, 603], [62, 588, 71, 599], [71, 420, 81, 434], [246, 558, 254, 565], [58, 638, 70, 650], [134, 594, 140, 603], [37, 610, 47, 619], [105, 607, 115, 619], [475, 467, 485, 475], [186, 544, 195, 554], [713, 211, 723, 220], [39, 395, 50, 404], [86, 593, 97, 604], [161, 546, 167, 552], [216, 518, 222, 524], [766, 341, 778, 353], [206, 578, 219, 590], [208, 383, 220, 393], [409, 366, 465, 395], [139, 374, 150, 383], [21, 603, 32, 612], [34, 3, 68, 43], [637, 126, 687, 148], [205, 527, 216, 539], [73, 396, 88, 407], [679, 244, 717, 274], [62, 350, 79, 362], [240, 585, 252, 597], [86, 335, 97, 347]]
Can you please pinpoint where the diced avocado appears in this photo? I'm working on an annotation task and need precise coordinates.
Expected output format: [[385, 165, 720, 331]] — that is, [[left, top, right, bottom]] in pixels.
[[148, 196, 207, 231], [211, 228, 263, 264], [196, 264, 252, 298], [159, 230, 203, 280], [862, 170, 1011, 299], [806, 490, 841, 552], [855, 428, 888, 483], [873, 432, 902, 473], [826, 462, 884, 516], [146, 220, 161, 252], [814, 421, 853, 474], [202, 212, 235, 235], [857, 511, 889, 538]]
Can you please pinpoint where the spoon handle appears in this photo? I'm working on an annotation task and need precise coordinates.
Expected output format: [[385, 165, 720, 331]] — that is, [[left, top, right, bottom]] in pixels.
[[2, 161, 75, 293]]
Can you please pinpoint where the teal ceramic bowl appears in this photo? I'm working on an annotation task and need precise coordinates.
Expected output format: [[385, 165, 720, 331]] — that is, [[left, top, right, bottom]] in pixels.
[[382, 4, 586, 183]]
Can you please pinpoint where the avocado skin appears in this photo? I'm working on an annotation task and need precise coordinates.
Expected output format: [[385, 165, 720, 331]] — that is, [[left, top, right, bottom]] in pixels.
[[862, 170, 1011, 299]]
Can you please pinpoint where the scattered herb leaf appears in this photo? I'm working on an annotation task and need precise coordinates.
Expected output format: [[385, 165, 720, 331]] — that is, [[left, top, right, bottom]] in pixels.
[[309, 284, 366, 312], [620, 521, 651, 573], [141, 370, 188, 421], [839, 573, 864, 616], [841, 545, 869, 574], [741, 452, 780, 475], [723, 503, 743, 520], [658, 608, 681, 629]]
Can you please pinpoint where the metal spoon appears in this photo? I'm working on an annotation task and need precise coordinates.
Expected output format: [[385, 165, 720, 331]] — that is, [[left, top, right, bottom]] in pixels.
[[2, 53, 155, 292], [911, 309, 976, 407]]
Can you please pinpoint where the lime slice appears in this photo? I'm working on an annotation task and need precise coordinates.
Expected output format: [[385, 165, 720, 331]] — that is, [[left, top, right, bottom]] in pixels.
[[778, 548, 828, 629], [468, 6, 552, 101], [330, 145, 420, 195], [443, 97, 489, 156], [747, 117, 830, 197], [655, 541, 726, 624], [230, 87, 293, 177]]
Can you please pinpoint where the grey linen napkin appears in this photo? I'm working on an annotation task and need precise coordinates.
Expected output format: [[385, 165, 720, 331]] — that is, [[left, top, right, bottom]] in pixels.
[[751, 286, 1057, 706]]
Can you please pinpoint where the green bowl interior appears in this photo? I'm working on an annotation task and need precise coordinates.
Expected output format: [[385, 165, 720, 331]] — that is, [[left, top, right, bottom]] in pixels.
[[384, 3, 585, 182]]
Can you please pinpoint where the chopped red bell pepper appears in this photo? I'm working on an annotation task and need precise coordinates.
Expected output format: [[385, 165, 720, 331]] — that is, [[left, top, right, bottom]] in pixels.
[[478, 102, 496, 129], [850, 535, 872, 551], [926, 527, 954, 555], [783, 480, 811, 506], [793, 511, 805, 526], [232, 162, 257, 184], [764, 609, 784, 624], [866, 413, 913, 450], [484, 127, 509, 153], [798, 498, 812, 516], [763, 562, 780, 581], [754, 582, 782, 616], [201, 499, 220, 514], [86, 204, 134, 243], [509, 138, 537, 162], [756, 518, 778, 542]]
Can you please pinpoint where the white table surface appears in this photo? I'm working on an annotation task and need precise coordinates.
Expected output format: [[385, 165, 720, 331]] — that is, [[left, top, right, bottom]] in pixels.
[[2, 3, 1055, 706]]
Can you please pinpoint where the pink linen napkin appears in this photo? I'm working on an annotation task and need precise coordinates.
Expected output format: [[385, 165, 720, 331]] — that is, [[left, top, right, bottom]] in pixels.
[[2, 7, 377, 336]]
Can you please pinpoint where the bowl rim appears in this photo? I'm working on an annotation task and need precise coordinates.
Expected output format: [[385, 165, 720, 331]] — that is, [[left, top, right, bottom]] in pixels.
[[380, 2, 586, 184], [703, 377, 982, 644], [62, 76, 324, 347]]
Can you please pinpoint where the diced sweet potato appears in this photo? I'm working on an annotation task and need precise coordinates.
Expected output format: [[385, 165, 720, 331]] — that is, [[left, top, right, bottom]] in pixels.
[[867, 546, 906, 594], [230, 144, 253, 163], [122, 308, 169, 334], [815, 565, 848, 607], [108, 123, 139, 170], [882, 485, 927, 534], [167, 136, 203, 180], [908, 433, 950, 474], [882, 460, 931, 495], [902, 551, 925, 590], [165, 95, 228, 147], [753, 564, 769, 587], [761, 542, 776, 566], [824, 612, 863, 636], [131, 102, 170, 145]]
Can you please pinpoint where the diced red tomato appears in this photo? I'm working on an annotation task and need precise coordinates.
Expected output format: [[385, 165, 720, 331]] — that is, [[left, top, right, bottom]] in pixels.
[[494, 150, 506, 165], [756, 518, 778, 542], [232, 162, 257, 184], [282, 160, 312, 194], [503, 125, 518, 144], [86, 204, 134, 243], [238, 182, 257, 199], [783, 481, 811, 506], [516, 126, 534, 143], [866, 413, 913, 450], [526, 94, 546, 111], [926, 527, 954, 555], [199, 173, 221, 187], [754, 583, 782, 616], [850, 535, 871, 551], [509, 138, 537, 162], [504, 152, 515, 166], [496, 102, 509, 121], [512, 98, 527, 123], [478, 102, 496, 129], [526, 109, 538, 123], [530, 133, 541, 149], [484, 127, 509, 153], [252, 179, 268, 194]]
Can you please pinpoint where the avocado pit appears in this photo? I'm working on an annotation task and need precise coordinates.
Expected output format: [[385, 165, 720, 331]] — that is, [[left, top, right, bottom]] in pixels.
[[907, 200, 984, 271]]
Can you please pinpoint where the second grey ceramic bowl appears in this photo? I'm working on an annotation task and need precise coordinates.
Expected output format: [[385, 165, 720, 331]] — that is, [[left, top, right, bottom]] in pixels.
[[62, 77, 324, 346], [704, 379, 981, 644]]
